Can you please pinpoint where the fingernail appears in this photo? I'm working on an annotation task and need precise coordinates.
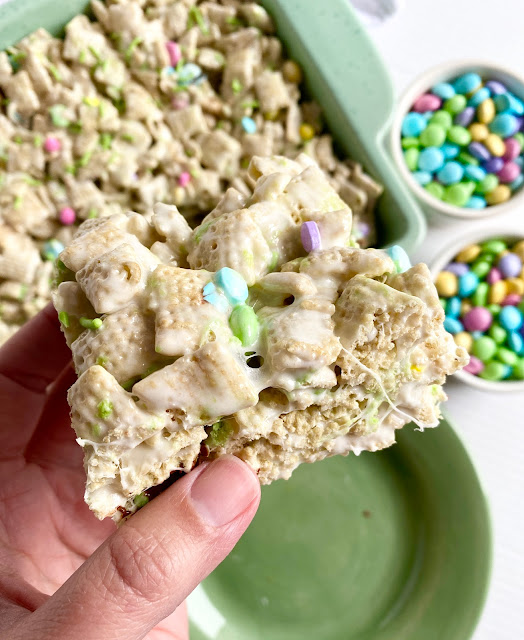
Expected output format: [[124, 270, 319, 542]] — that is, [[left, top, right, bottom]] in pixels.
[[190, 455, 259, 527]]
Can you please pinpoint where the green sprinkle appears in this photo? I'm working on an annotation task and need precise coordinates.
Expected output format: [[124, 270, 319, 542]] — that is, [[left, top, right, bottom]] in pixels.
[[193, 219, 212, 244], [58, 311, 70, 328], [133, 493, 149, 508], [49, 104, 70, 128], [110, 32, 121, 42], [48, 63, 62, 81], [23, 175, 42, 187], [96, 355, 108, 367], [33, 135, 43, 147], [241, 99, 260, 110], [88, 46, 103, 63], [121, 133, 135, 142], [14, 135, 23, 144], [79, 317, 103, 330], [99, 132, 113, 150], [65, 164, 77, 176], [14, 195, 23, 210], [226, 16, 244, 27], [69, 121, 83, 134], [121, 376, 141, 390], [77, 150, 93, 168], [231, 78, 243, 95], [88, 208, 99, 219], [268, 250, 280, 272], [125, 37, 143, 63], [91, 423, 102, 438], [187, 5, 209, 34], [97, 399, 114, 419], [79, 50, 87, 64], [19, 283, 28, 301]]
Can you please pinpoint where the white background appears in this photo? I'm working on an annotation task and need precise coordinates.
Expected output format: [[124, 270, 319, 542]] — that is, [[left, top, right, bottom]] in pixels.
[[360, 1, 524, 638]]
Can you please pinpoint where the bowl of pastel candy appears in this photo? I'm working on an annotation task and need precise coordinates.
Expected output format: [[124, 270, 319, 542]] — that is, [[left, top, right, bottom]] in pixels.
[[391, 61, 524, 218], [431, 230, 524, 391]]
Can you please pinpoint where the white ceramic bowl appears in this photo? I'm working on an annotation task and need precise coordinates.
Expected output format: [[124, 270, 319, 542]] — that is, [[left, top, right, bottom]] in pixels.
[[391, 60, 524, 220], [430, 228, 524, 392]]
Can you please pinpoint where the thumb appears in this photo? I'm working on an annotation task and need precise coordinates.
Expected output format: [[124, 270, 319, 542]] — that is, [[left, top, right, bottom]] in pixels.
[[15, 456, 260, 640]]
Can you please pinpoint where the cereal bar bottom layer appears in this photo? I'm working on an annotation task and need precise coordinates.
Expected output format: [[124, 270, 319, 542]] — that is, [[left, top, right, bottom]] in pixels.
[[0, 0, 382, 344], [54, 154, 468, 521]]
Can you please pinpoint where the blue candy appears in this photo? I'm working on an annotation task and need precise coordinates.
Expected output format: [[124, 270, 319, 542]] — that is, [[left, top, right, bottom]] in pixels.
[[43, 238, 64, 261], [412, 171, 432, 185], [468, 87, 491, 107], [493, 92, 524, 116], [203, 282, 216, 297], [437, 161, 464, 185], [453, 72, 481, 95], [386, 245, 411, 273], [432, 82, 456, 99], [468, 142, 491, 162], [444, 317, 464, 334], [464, 165, 487, 181], [471, 330, 484, 340], [215, 267, 248, 305], [441, 143, 460, 159], [501, 364, 513, 379], [447, 296, 462, 318], [489, 113, 519, 137], [508, 331, 524, 356], [510, 174, 524, 191], [241, 116, 257, 134], [499, 306, 523, 331], [203, 290, 229, 313], [458, 272, 479, 297], [465, 195, 487, 209], [418, 147, 445, 172], [402, 112, 427, 137], [178, 62, 204, 86]]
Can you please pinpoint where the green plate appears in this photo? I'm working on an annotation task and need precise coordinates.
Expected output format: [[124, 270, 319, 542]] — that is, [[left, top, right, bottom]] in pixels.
[[188, 417, 491, 640]]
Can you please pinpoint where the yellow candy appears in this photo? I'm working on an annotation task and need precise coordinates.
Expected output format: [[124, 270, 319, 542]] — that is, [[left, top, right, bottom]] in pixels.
[[513, 240, 524, 260], [477, 98, 496, 123], [485, 133, 506, 157], [506, 277, 524, 296], [299, 123, 315, 141], [456, 244, 481, 263], [485, 184, 511, 205], [173, 186, 185, 205], [264, 110, 279, 121], [489, 280, 508, 304], [435, 271, 458, 297], [469, 122, 489, 141], [461, 300, 472, 315], [454, 331, 473, 353], [282, 60, 303, 84]]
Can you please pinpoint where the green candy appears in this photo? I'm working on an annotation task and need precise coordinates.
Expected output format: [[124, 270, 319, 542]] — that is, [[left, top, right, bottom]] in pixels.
[[404, 147, 419, 171], [476, 174, 499, 195], [471, 260, 491, 279], [497, 347, 518, 366], [229, 304, 259, 347], [472, 282, 489, 306], [457, 151, 479, 167], [79, 317, 102, 330], [429, 110, 453, 130], [472, 336, 497, 362], [513, 358, 524, 380], [439, 297, 447, 311], [444, 94, 467, 114], [425, 181, 445, 199], [479, 361, 506, 381], [133, 493, 149, 508], [447, 125, 472, 146], [97, 399, 113, 419], [401, 136, 420, 149], [443, 182, 475, 207], [514, 132, 524, 148], [419, 123, 446, 147], [487, 303, 501, 316], [481, 239, 507, 254], [488, 323, 507, 344], [518, 299, 524, 315]]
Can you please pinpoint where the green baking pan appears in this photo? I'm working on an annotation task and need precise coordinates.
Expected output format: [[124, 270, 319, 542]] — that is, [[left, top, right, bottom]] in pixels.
[[0, 2, 490, 639]]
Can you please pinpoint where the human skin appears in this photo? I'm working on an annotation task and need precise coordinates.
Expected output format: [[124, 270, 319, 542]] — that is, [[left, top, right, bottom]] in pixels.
[[0, 305, 260, 640]]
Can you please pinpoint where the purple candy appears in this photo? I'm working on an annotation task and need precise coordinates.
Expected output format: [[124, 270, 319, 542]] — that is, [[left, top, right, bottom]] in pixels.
[[503, 137, 522, 161], [485, 80, 507, 95], [301, 221, 322, 253], [468, 142, 491, 162], [483, 157, 504, 173], [464, 356, 485, 375], [498, 252, 522, 278], [445, 262, 469, 276], [487, 267, 502, 284], [463, 307, 493, 332], [454, 106, 475, 127]]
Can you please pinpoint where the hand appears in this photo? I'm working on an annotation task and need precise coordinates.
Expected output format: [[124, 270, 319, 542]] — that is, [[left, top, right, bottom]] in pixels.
[[0, 305, 260, 640]]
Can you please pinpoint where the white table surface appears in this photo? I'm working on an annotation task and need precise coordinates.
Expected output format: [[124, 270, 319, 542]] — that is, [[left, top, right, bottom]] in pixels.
[[363, 1, 524, 638]]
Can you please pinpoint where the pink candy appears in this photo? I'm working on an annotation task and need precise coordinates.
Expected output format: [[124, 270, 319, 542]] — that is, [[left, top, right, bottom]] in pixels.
[[178, 171, 191, 187], [487, 267, 502, 284], [502, 293, 522, 306], [463, 306, 493, 332], [503, 137, 522, 161], [59, 207, 76, 226], [497, 161, 521, 184], [44, 136, 61, 153], [172, 95, 189, 110], [412, 93, 442, 113], [166, 41, 182, 67], [464, 356, 484, 375]]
